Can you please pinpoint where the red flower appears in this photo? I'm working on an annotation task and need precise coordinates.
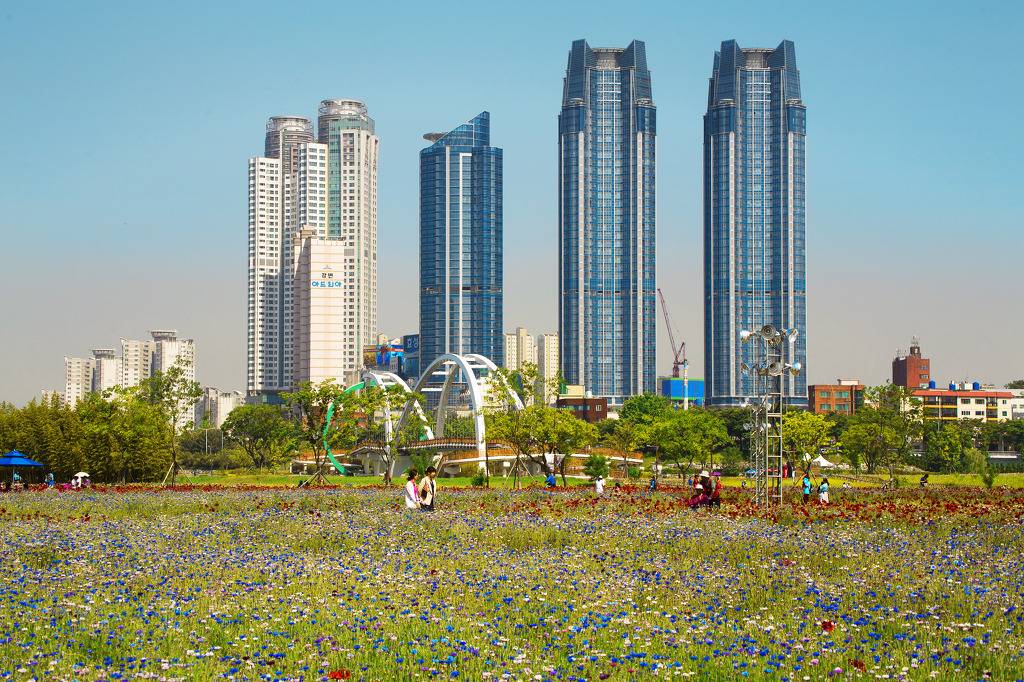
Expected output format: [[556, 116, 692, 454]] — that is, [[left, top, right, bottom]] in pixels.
[[329, 669, 352, 680], [821, 620, 835, 633], [851, 659, 866, 672]]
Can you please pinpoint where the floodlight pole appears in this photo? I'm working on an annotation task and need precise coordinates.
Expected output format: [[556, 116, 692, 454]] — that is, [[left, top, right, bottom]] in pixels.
[[743, 328, 798, 508]]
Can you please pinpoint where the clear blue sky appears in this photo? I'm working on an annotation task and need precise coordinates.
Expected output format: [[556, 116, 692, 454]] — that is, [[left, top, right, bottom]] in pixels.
[[1, 0, 1021, 404]]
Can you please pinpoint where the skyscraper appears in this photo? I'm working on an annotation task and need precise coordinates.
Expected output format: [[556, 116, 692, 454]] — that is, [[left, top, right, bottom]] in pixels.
[[703, 40, 807, 407], [248, 116, 313, 401], [419, 112, 503, 366], [247, 100, 378, 397], [316, 100, 379, 374], [558, 39, 656, 404]]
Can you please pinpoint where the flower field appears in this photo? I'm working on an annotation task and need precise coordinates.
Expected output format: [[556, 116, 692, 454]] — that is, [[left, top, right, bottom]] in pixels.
[[2, 486, 1024, 680]]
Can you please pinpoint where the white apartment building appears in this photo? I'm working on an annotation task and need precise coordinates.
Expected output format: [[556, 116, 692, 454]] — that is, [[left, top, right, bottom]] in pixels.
[[248, 102, 378, 397], [151, 330, 196, 379], [293, 232, 356, 387], [538, 333, 560, 400], [120, 337, 155, 388], [91, 348, 121, 394], [195, 387, 245, 429], [503, 326, 537, 370], [64, 356, 95, 406]]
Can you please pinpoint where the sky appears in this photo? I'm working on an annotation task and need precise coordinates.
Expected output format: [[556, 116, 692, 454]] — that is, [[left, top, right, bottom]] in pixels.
[[1, 0, 1022, 405]]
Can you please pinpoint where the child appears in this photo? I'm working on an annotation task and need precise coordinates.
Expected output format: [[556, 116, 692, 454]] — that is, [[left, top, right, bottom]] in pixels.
[[818, 477, 830, 505]]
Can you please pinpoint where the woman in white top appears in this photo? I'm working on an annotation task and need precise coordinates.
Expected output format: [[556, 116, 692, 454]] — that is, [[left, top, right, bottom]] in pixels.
[[595, 476, 605, 497], [404, 469, 421, 510]]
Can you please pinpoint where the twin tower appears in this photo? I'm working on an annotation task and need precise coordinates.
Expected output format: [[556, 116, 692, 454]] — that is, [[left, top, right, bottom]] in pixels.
[[249, 40, 807, 408]]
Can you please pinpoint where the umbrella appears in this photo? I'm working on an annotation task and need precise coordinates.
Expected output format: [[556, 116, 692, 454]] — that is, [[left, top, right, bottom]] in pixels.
[[73, 472, 90, 479], [0, 451, 44, 467]]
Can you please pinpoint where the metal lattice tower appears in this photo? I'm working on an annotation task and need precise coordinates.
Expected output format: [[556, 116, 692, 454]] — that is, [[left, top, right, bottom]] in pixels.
[[742, 326, 800, 508]]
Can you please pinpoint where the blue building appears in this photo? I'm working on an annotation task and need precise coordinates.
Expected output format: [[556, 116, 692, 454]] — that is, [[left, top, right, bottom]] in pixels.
[[659, 377, 705, 407], [419, 112, 503, 368], [558, 39, 656, 405], [703, 40, 807, 407]]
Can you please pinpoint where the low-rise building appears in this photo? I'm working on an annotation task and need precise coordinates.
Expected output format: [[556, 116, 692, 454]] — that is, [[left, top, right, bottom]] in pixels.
[[809, 379, 865, 415], [659, 377, 705, 407], [556, 390, 608, 423], [913, 382, 1014, 423]]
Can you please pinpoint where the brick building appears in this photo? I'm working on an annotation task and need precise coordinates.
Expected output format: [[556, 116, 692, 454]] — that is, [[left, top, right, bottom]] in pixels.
[[892, 338, 931, 389], [808, 380, 865, 415]]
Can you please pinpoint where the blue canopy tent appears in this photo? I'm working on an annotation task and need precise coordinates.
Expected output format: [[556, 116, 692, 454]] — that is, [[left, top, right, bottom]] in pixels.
[[0, 451, 44, 468]]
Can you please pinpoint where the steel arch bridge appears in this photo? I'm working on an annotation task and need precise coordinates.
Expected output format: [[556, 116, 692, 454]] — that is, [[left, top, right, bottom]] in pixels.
[[330, 353, 523, 473]]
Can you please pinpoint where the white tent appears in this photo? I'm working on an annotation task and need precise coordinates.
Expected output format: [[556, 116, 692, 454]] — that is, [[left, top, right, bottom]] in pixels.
[[811, 455, 836, 468]]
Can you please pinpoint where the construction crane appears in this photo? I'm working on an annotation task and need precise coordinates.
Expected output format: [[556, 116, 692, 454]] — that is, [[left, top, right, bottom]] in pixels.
[[656, 288, 690, 410]]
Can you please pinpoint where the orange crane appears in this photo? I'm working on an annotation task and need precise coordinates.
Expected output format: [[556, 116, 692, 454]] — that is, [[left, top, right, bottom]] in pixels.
[[657, 288, 690, 409]]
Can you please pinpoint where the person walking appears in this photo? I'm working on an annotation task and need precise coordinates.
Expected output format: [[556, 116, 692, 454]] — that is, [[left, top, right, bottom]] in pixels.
[[419, 466, 438, 511], [404, 469, 421, 510], [802, 473, 812, 505], [818, 477, 830, 505]]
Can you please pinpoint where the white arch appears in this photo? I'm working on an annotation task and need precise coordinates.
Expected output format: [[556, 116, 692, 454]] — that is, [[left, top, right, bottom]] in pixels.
[[360, 369, 433, 463], [394, 353, 523, 464]]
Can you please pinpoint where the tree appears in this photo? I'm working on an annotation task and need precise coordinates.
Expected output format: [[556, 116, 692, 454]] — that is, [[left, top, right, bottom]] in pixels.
[[222, 404, 296, 470], [708, 407, 755, 459], [362, 384, 424, 483], [542, 408, 598, 486], [134, 361, 202, 485], [619, 394, 672, 426], [282, 379, 345, 485], [840, 385, 922, 476], [603, 419, 646, 478], [781, 411, 832, 474], [582, 453, 609, 480], [922, 422, 966, 472], [650, 409, 730, 476], [1005, 379, 1024, 389], [485, 403, 546, 487]]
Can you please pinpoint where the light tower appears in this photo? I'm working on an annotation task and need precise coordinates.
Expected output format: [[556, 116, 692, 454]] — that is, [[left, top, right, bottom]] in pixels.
[[740, 325, 801, 507]]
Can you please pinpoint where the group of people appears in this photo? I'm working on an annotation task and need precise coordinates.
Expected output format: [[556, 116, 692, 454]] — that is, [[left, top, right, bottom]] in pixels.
[[403, 467, 438, 512], [801, 473, 830, 504], [687, 470, 722, 508]]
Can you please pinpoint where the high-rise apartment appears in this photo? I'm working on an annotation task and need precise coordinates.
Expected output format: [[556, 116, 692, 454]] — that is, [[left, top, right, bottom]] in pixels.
[[151, 330, 196, 379], [64, 356, 95, 406], [558, 40, 656, 404], [537, 332, 560, 403], [120, 337, 155, 388], [419, 112, 503, 366], [91, 348, 121, 394], [316, 100, 379, 374], [703, 40, 807, 407], [248, 116, 314, 401], [248, 101, 378, 398], [503, 327, 537, 371]]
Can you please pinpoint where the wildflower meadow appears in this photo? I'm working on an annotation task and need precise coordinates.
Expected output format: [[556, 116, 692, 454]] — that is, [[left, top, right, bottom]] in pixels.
[[2, 485, 1023, 680]]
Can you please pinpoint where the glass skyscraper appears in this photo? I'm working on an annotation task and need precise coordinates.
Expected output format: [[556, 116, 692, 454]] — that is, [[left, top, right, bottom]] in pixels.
[[703, 40, 807, 407], [419, 112, 503, 368], [558, 39, 656, 404]]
